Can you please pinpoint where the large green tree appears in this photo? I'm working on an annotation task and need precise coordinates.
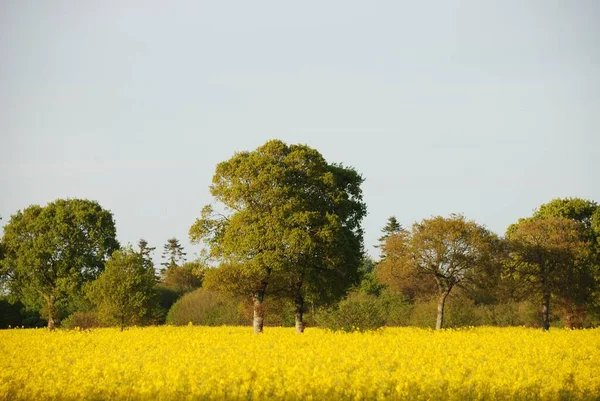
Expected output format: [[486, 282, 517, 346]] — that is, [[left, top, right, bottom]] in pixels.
[[506, 217, 589, 330], [0, 199, 119, 329], [85, 247, 157, 331], [190, 140, 366, 333]]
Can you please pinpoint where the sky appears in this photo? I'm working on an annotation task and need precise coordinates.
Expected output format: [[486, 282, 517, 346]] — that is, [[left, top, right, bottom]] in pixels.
[[1, 0, 599, 264]]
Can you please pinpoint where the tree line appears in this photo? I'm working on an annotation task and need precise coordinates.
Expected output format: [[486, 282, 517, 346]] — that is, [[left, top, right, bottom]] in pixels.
[[1, 140, 598, 332]]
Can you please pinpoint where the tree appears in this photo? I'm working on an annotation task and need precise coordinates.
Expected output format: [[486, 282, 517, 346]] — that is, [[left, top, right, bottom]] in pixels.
[[506, 217, 590, 330], [509, 198, 600, 327], [376, 216, 403, 260], [85, 248, 157, 331], [162, 260, 205, 294], [384, 215, 495, 329], [0, 199, 119, 329], [375, 230, 438, 301], [161, 238, 186, 273], [138, 239, 156, 266], [190, 140, 366, 333]]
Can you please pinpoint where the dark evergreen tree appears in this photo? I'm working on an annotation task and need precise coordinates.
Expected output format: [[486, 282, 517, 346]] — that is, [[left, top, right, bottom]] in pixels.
[[161, 238, 186, 274], [376, 216, 404, 259]]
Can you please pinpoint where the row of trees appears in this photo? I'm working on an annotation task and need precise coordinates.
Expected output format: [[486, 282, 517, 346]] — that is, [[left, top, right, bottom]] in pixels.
[[0, 198, 203, 330], [375, 198, 600, 330], [1, 140, 598, 332]]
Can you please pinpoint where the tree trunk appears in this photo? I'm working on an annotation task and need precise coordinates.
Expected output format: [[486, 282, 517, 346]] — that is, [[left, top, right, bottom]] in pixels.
[[47, 295, 55, 330], [252, 291, 265, 334], [436, 290, 450, 330], [295, 290, 304, 333], [542, 290, 551, 331]]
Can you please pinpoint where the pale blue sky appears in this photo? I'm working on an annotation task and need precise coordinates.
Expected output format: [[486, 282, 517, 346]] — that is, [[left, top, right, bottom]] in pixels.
[[1, 1, 598, 263]]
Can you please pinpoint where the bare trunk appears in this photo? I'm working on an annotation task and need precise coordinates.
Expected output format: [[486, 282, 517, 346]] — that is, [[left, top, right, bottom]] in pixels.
[[436, 290, 450, 330], [295, 290, 304, 333], [542, 291, 551, 331], [252, 291, 265, 334], [252, 295, 264, 334], [251, 272, 270, 334], [47, 295, 55, 330]]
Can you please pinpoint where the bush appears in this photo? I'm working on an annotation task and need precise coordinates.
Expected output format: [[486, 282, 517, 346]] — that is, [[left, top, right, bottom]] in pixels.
[[316, 293, 387, 332], [167, 288, 246, 326], [0, 299, 45, 328], [379, 290, 413, 326], [155, 285, 181, 324], [61, 311, 103, 329]]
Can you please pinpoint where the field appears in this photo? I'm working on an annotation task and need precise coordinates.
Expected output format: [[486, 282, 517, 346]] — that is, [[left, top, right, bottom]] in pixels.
[[1, 326, 599, 401]]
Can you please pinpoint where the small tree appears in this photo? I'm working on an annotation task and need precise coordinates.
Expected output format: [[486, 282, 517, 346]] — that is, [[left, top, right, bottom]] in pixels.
[[376, 216, 404, 260], [138, 239, 156, 268], [375, 230, 438, 301], [161, 238, 186, 274], [86, 248, 157, 331], [506, 217, 589, 330], [389, 215, 495, 329], [162, 260, 205, 294]]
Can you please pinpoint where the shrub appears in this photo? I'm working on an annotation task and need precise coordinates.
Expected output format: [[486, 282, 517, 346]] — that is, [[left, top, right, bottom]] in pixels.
[[167, 288, 246, 326], [154, 285, 181, 323], [61, 311, 103, 329], [379, 290, 413, 326], [316, 292, 387, 332]]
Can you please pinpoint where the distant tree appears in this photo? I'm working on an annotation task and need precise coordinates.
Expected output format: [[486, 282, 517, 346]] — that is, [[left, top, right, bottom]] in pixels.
[[509, 198, 600, 327], [191, 140, 366, 333], [506, 217, 590, 330], [85, 248, 157, 331], [138, 238, 155, 263], [384, 215, 496, 329], [356, 256, 386, 296], [376, 216, 403, 259], [0, 199, 119, 329], [162, 260, 205, 294], [375, 230, 438, 301], [378, 216, 403, 243], [161, 238, 186, 273]]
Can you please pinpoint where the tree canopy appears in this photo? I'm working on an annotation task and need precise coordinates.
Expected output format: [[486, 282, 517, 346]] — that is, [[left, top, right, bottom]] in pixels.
[[0, 199, 119, 329], [85, 247, 157, 330], [506, 217, 590, 330], [378, 215, 496, 329], [190, 140, 366, 333]]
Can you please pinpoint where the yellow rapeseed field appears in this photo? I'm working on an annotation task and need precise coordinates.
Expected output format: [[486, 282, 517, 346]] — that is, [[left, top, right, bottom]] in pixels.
[[1, 326, 599, 401]]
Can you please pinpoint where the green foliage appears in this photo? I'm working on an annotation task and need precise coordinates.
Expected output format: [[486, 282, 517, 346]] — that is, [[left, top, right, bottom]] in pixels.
[[316, 292, 387, 332], [85, 248, 157, 330], [0, 298, 45, 328], [377, 216, 404, 259], [161, 261, 204, 294], [357, 271, 386, 296], [0, 199, 119, 328], [166, 288, 246, 326], [190, 140, 367, 331], [137, 239, 156, 271], [154, 285, 181, 323], [60, 311, 103, 329], [506, 217, 591, 329], [161, 238, 186, 272]]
